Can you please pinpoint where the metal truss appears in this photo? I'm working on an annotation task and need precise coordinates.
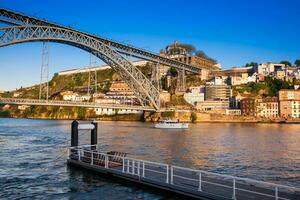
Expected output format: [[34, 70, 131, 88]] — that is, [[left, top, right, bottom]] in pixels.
[[0, 25, 160, 110], [0, 8, 219, 73]]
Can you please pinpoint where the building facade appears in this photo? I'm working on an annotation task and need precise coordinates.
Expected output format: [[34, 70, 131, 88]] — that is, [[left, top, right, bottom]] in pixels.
[[240, 98, 256, 116], [255, 97, 279, 118], [184, 86, 205, 105], [205, 85, 232, 100], [196, 100, 229, 112], [225, 109, 241, 116], [279, 89, 300, 118]]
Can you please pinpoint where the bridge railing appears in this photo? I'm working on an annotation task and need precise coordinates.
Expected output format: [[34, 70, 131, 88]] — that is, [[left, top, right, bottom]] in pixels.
[[68, 145, 300, 200]]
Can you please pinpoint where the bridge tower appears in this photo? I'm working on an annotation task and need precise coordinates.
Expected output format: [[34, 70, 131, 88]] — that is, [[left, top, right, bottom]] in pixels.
[[151, 62, 161, 91], [177, 68, 186, 92], [39, 42, 50, 100], [87, 53, 98, 95]]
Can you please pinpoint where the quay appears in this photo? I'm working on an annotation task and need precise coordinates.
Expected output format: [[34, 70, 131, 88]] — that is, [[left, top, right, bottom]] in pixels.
[[67, 121, 300, 200]]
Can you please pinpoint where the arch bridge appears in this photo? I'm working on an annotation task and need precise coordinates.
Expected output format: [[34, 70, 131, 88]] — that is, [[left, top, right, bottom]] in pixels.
[[0, 8, 215, 110]]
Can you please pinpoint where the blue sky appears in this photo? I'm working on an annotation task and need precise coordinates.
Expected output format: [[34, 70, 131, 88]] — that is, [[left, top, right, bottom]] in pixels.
[[0, 0, 300, 90]]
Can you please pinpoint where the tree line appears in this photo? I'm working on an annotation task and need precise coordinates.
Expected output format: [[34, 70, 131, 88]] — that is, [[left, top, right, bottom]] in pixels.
[[244, 59, 300, 67]]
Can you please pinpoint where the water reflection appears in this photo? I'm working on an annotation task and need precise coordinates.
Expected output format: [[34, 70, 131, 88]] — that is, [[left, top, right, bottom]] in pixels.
[[0, 118, 299, 199]]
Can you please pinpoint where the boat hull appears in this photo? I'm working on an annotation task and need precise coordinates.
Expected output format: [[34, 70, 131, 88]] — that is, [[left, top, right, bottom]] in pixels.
[[154, 123, 189, 129]]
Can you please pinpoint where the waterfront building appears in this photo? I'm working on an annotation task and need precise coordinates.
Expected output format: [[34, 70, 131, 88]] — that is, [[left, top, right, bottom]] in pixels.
[[225, 109, 241, 115], [240, 98, 256, 116], [279, 89, 300, 118], [183, 86, 205, 106], [196, 100, 229, 112], [94, 108, 142, 116], [205, 85, 232, 100], [255, 97, 279, 118]]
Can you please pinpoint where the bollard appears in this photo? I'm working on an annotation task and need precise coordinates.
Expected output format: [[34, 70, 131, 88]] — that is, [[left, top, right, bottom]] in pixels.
[[71, 120, 79, 147], [91, 121, 98, 150]]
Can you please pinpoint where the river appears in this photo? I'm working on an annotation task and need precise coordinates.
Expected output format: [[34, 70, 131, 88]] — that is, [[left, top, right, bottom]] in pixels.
[[0, 118, 299, 199]]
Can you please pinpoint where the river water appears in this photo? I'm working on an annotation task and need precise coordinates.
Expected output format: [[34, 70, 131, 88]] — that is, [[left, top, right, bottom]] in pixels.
[[0, 118, 299, 199]]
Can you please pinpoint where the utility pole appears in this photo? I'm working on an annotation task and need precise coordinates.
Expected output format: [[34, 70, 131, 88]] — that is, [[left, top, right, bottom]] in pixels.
[[39, 42, 50, 100]]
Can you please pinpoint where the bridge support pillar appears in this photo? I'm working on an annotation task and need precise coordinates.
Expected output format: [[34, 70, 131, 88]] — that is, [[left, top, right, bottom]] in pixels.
[[71, 120, 79, 147], [91, 121, 98, 150]]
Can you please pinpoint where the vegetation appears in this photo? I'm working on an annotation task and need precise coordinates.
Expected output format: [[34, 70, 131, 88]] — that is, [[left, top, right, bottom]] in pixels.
[[169, 67, 178, 77], [195, 50, 217, 63], [186, 75, 206, 87], [244, 62, 258, 67], [233, 82, 267, 95], [161, 111, 175, 118], [280, 60, 292, 66], [295, 59, 300, 66], [167, 42, 217, 63], [0, 110, 10, 117], [233, 76, 293, 97], [264, 76, 292, 96], [190, 112, 197, 123]]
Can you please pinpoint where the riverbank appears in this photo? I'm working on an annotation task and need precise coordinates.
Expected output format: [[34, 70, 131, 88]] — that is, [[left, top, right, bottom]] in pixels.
[[144, 111, 300, 124], [1, 112, 300, 124]]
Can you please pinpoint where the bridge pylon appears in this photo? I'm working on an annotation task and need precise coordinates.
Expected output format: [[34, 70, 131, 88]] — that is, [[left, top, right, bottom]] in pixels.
[[39, 42, 50, 100]]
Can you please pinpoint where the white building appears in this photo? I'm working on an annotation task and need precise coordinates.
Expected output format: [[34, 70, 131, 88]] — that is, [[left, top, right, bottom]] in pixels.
[[209, 76, 227, 85], [184, 86, 205, 106], [13, 92, 21, 97], [61, 91, 91, 102], [256, 63, 285, 76], [18, 105, 30, 111], [58, 60, 148, 76]]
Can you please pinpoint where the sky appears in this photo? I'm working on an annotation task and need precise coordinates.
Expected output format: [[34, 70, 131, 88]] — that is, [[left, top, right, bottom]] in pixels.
[[0, 0, 300, 91]]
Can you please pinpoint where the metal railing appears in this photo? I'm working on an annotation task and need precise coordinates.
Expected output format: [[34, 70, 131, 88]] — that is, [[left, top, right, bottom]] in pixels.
[[68, 145, 300, 200]]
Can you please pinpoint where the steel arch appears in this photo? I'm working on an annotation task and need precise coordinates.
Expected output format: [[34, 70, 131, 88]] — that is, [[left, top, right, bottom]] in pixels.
[[0, 25, 160, 110]]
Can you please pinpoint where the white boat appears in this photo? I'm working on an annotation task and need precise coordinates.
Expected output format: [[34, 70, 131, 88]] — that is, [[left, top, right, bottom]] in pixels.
[[154, 119, 189, 129]]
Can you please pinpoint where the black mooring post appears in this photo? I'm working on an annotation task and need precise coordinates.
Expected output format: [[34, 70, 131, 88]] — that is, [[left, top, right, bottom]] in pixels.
[[91, 121, 98, 150], [71, 120, 79, 147]]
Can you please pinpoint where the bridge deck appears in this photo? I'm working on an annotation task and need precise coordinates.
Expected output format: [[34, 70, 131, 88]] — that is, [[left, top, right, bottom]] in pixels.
[[0, 98, 155, 111], [68, 146, 300, 200]]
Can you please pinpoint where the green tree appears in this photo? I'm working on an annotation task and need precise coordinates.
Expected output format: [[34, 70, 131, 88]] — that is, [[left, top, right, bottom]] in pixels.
[[294, 59, 300, 66], [195, 50, 217, 63], [280, 61, 292, 66], [178, 43, 196, 54], [77, 107, 86, 119], [0, 110, 10, 117], [169, 67, 178, 77], [245, 62, 258, 67], [265, 76, 291, 96], [190, 112, 197, 123], [161, 111, 175, 118]]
